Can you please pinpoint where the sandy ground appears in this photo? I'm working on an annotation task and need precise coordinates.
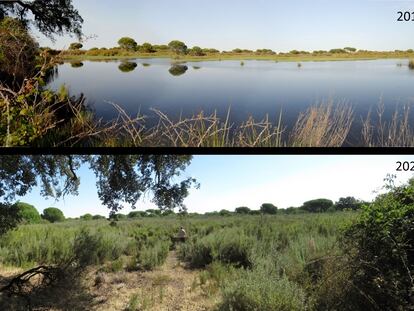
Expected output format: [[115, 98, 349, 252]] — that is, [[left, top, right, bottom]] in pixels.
[[0, 252, 219, 311], [86, 251, 219, 311]]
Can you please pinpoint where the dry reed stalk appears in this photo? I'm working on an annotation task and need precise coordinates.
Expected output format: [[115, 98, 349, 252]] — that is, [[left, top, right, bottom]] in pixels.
[[289, 101, 353, 147]]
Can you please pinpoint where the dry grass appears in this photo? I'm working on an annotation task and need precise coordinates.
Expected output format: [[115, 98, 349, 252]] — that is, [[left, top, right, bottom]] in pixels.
[[361, 101, 414, 147], [86, 252, 219, 311], [289, 101, 354, 147]]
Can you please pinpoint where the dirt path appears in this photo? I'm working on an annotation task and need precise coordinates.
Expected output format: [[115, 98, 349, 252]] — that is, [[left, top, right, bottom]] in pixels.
[[90, 251, 218, 311]]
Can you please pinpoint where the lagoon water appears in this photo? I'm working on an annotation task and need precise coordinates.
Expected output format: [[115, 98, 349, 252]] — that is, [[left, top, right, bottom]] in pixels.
[[48, 58, 414, 144]]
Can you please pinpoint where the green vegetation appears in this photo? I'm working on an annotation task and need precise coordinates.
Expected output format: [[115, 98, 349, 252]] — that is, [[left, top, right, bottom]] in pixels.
[[118, 61, 137, 72], [60, 44, 414, 62], [69, 42, 83, 50], [41, 207, 65, 223], [118, 37, 138, 51], [168, 40, 188, 55], [260, 203, 278, 214], [168, 64, 188, 76], [0, 17, 38, 83], [14, 202, 41, 224], [301, 199, 334, 213], [1, 177, 414, 310]]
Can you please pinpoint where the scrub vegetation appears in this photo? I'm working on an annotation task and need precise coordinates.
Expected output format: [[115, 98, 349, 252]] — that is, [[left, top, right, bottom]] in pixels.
[[1, 177, 413, 310]]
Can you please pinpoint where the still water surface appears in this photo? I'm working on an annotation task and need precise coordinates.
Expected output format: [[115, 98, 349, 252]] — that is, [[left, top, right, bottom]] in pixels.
[[48, 58, 414, 143]]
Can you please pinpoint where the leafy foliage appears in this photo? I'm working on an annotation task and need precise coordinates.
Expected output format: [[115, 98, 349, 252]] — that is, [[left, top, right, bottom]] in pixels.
[[260, 203, 278, 214], [0, 0, 83, 39], [0, 202, 20, 235], [220, 268, 307, 311], [301, 198, 333, 213], [140, 42, 154, 53], [168, 40, 188, 55], [118, 61, 137, 73], [69, 42, 82, 50], [118, 37, 137, 51], [189, 46, 205, 56], [42, 207, 65, 223], [335, 196, 363, 211], [337, 178, 414, 310], [14, 201, 41, 223], [168, 64, 188, 76], [0, 17, 38, 83], [235, 206, 251, 214]]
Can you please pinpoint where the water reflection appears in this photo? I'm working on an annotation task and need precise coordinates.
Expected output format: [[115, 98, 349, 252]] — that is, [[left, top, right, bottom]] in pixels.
[[70, 62, 84, 68], [118, 62, 138, 73], [169, 64, 188, 76]]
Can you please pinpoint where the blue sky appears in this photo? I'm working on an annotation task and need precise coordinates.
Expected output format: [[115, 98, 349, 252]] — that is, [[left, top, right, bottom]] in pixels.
[[18, 155, 414, 218], [34, 0, 414, 51]]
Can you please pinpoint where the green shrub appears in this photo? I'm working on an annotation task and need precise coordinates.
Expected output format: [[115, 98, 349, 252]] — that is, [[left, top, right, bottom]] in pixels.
[[220, 268, 308, 311], [14, 202, 41, 224], [260, 203, 278, 214], [137, 241, 169, 270], [336, 178, 414, 310], [42, 207, 65, 223], [179, 229, 253, 268], [80, 213, 93, 221], [301, 199, 333, 213]]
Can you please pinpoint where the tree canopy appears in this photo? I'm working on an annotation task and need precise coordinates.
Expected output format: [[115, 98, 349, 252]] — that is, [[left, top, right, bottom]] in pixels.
[[69, 42, 83, 50], [118, 37, 137, 51], [14, 201, 41, 223], [301, 199, 333, 213], [42, 207, 65, 222], [168, 40, 188, 55], [260, 203, 278, 214], [0, 0, 83, 39], [0, 155, 196, 216], [335, 196, 363, 211], [235, 206, 251, 214]]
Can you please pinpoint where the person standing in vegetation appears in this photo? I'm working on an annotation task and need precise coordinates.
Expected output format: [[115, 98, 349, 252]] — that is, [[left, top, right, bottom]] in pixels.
[[177, 226, 187, 242]]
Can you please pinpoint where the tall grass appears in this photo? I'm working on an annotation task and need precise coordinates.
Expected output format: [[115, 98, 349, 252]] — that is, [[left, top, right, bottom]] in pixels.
[[289, 102, 353, 147], [1, 213, 358, 310], [361, 101, 414, 147]]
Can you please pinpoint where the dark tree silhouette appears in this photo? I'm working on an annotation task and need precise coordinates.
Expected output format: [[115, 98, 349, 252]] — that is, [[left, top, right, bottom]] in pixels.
[[0, 0, 83, 39], [0, 155, 197, 234]]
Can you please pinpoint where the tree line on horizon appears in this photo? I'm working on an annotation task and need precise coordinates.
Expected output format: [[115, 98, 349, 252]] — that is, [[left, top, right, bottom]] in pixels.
[[8, 196, 367, 227], [63, 37, 414, 57]]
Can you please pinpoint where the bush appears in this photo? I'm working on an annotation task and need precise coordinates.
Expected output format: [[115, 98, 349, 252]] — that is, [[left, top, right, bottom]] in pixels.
[[168, 40, 188, 55], [335, 197, 363, 211], [69, 42, 83, 50], [260, 203, 278, 214], [0, 17, 39, 84], [118, 62, 137, 73], [179, 229, 253, 268], [14, 202, 41, 224], [140, 42, 154, 53], [42, 207, 65, 223], [118, 37, 137, 51], [0, 203, 21, 235], [189, 46, 205, 56], [235, 207, 251, 214], [220, 268, 308, 311], [337, 178, 414, 310], [137, 241, 169, 270], [80, 213, 93, 221], [301, 199, 333, 213]]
